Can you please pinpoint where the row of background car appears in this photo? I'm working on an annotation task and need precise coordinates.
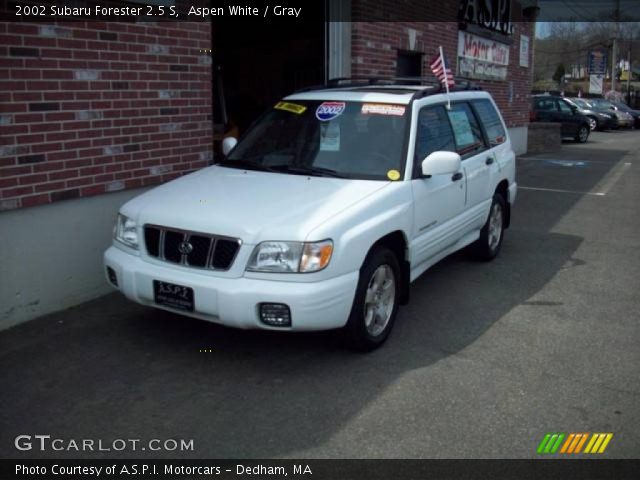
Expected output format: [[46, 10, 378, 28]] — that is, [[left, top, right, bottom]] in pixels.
[[531, 94, 640, 143]]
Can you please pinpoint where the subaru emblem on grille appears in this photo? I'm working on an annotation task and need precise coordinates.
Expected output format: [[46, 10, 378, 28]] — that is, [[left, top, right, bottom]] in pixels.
[[178, 241, 193, 255]]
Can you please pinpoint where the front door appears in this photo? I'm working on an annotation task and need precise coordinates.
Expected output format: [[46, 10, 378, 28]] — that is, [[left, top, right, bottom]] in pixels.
[[557, 98, 579, 136], [411, 104, 466, 266]]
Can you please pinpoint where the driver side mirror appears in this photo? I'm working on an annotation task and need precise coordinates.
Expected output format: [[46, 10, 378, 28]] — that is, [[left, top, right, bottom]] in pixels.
[[421, 151, 461, 177], [222, 137, 238, 156]]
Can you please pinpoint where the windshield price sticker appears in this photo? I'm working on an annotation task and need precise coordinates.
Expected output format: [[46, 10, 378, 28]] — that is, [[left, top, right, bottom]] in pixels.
[[316, 102, 346, 121], [362, 104, 406, 116], [275, 101, 307, 114]]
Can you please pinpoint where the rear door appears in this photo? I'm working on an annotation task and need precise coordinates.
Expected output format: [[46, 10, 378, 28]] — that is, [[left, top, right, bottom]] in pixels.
[[446, 101, 491, 211]]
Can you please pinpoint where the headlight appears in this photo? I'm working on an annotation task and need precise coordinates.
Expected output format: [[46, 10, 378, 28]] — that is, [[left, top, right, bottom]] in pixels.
[[247, 240, 333, 273], [114, 214, 139, 249]]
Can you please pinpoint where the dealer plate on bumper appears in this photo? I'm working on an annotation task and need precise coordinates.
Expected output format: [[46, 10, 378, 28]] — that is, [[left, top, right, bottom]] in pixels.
[[153, 280, 194, 312]]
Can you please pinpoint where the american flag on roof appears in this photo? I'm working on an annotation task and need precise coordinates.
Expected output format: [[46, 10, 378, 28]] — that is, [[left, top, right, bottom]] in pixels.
[[430, 48, 455, 88]]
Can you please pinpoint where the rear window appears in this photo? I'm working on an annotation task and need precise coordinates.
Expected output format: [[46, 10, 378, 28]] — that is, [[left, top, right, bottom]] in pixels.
[[472, 99, 507, 146]]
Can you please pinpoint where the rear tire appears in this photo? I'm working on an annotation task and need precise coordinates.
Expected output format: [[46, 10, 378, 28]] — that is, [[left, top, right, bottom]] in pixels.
[[587, 117, 597, 131], [575, 125, 589, 143], [343, 247, 400, 351], [471, 194, 506, 261]]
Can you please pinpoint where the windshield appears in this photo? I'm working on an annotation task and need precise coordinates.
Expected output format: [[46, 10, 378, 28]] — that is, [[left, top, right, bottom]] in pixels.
[[570, 98, 591, 109], [590, 99, 614, 109], [613, 102, 631, 111], [220, 100, 408, 181]]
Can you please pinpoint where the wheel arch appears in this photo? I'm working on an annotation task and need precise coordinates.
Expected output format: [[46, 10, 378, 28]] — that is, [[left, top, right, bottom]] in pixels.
[[495, 179, 511, 229], [365, 231, 410, 305]]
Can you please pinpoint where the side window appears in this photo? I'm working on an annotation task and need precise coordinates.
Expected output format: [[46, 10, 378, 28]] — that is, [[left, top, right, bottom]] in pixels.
[[446, 102, 486, 157], [557, 100, 573, 114], [472, 99, 506, 146], [535, 98, 556, 111], [415, 105, 456, 163]]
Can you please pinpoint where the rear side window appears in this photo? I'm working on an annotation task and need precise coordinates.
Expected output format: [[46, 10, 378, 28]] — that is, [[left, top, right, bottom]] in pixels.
[[415, 105, 456, 161], [472, 99, 507, 146]]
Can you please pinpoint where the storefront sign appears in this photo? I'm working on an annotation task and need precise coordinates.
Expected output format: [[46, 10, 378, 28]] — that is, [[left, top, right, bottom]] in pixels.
[[457, 31, 509, 81], [458, 0, 513, 35], [520, 35, 530, 68], [588, 48, 607, 75], [589, 74, 604, 94]]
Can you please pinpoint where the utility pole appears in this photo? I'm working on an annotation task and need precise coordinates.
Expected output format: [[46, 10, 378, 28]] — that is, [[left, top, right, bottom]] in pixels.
[[611, 38, 617, 91], [627, 43, 632, 104], [611, 0, 620, 92]]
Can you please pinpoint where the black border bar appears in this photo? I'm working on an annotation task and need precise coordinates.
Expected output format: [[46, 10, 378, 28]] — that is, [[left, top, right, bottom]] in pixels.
[[4, 459, 640, 480]]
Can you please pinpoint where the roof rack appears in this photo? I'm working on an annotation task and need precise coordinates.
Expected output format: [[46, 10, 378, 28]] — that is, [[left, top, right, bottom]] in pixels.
[[294, 77, 394, 93], [410, 76, 482, 100], [293, 76, 482, 99]]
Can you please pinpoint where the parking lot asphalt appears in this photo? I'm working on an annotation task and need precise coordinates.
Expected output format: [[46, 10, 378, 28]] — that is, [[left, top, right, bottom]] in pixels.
[[1, 131, 639, 459]]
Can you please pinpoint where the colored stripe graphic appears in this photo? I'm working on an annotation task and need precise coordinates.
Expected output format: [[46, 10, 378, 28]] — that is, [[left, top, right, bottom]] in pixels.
[[538, 433, 613, 454], [574, 433, 589, 453], [584, 433, 613, 454], [561, 432, 588, 454], [560, 433, 575, 453], [537, 433, 565, 454]]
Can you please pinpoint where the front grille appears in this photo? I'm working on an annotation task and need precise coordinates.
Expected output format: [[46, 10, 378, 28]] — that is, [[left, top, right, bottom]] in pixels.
[[144, 225, 241, 271]]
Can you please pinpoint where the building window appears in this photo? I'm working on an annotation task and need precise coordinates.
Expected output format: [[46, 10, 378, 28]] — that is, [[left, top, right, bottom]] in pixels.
[[396, 51, 422, 78]]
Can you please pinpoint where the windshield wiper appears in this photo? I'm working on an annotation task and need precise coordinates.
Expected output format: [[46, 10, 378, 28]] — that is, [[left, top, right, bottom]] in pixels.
[[269, 165, 348, 178], [216, 158, 278, 172]]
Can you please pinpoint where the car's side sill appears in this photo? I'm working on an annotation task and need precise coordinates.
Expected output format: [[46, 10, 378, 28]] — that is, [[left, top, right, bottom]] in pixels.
[[409, 229, 480, 283]]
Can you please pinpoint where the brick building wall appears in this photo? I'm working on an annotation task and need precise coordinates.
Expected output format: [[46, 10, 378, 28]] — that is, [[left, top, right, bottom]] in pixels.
[[350, 6, 535, 132], [0, 21, 213, 212]]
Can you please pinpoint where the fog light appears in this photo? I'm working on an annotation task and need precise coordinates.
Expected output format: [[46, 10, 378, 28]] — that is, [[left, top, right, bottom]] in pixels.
[[259, 303, 291, 327], [107, 267, 118, 287]]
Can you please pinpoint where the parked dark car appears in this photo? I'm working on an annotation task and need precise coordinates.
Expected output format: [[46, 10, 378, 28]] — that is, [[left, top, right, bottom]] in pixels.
[[611, 101, 640, 129], [531, 95, 591, 142], [588, 98, 634, 129], [566, 97, 616, 131]]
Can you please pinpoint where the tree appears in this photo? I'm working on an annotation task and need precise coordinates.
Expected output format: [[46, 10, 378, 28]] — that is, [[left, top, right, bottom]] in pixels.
[[552, 64, 566, 83]]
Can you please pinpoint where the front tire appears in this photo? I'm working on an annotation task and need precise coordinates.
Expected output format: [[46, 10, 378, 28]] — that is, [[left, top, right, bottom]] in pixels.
[[587, 117, 597, 131], [575, 125, 589, 143], [471, 194, 506, 261], [343, 247, 400, 351]]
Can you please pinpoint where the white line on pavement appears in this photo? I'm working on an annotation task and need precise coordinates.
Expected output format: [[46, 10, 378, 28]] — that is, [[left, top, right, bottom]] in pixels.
[[519, 186, 606, 196], [591, 162, 632, 195]]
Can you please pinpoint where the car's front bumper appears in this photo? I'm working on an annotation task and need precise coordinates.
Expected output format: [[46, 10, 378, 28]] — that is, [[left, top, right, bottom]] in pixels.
[[598, 116, 616, 129], [104, 246, 358, 331]]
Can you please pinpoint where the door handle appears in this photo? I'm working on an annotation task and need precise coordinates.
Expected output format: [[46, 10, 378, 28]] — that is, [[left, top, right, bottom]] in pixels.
[[452, 172, 463, 182], [485, 157, 494, 165]]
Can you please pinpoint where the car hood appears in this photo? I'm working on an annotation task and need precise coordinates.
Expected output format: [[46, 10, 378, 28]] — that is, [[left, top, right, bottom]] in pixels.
[[122, 165, 391, 244], [581, 108, 609, 116]]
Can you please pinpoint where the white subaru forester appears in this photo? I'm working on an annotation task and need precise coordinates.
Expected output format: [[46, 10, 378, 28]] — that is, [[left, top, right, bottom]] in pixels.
[[104, 81, 517, 350]]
